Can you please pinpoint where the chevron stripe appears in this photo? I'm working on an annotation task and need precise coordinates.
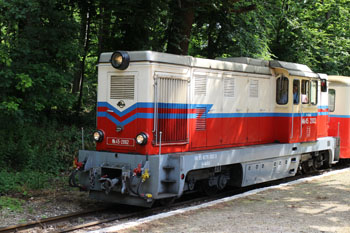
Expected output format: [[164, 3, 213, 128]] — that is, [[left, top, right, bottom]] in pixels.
[[97, 102, 321, 127]]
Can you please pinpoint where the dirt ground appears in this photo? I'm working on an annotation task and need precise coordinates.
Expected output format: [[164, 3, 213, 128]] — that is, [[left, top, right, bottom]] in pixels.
[[117, 169, 350, 233], [0, 185, 104, 228]]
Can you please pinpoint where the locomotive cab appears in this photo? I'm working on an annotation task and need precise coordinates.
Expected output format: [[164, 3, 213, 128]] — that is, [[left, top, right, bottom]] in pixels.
[[270, 61, 319, 143]]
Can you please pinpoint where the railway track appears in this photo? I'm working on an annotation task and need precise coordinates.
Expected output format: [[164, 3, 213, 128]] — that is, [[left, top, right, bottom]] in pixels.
[[1, 163, 348, 233], [0, 208, 101, 233]]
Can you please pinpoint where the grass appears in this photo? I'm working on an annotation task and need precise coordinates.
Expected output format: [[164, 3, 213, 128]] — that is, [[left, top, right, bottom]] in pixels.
[[0, 196, 24, 212], [0, 170, 58, 195]]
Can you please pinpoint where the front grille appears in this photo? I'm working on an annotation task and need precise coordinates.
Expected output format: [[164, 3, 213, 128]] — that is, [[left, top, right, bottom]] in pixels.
[[110, 75, 134, 100]]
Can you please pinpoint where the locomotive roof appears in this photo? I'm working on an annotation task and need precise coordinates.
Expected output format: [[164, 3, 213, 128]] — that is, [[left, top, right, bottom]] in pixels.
[[99, 51, 318, 78], [269, 60, 319, 78], [328, 75, 350, 86]]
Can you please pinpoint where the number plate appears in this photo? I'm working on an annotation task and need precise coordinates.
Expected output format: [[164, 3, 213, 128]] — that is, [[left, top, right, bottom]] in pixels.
[[107, 137, 135, 146]]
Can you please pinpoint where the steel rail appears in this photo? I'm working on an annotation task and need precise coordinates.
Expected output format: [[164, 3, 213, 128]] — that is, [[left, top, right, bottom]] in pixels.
[[0, 207, 108, 233]]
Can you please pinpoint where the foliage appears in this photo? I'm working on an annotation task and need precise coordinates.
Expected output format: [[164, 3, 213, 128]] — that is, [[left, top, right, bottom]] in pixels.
[[0, 122, 95, 194], [2, 0, 350, 122], [0, 170, 51, 194], [0, 122, 95, 171], [189, 0, 271, 59], [0, 0, 80, 122], [0, 196, 24, 212], [267, 0, 350, 75]]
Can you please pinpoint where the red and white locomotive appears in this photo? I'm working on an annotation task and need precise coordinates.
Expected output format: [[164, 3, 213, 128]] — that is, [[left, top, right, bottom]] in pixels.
[[73, 51, 345, 207]]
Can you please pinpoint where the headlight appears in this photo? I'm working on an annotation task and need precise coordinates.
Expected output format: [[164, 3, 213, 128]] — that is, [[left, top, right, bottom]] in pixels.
[[136, 132, 148, 145], [93, 130, 104, 142], [110, 51, 130, 70]]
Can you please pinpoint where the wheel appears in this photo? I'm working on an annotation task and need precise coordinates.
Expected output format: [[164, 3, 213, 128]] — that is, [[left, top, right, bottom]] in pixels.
[[199, 180, 218, 196]]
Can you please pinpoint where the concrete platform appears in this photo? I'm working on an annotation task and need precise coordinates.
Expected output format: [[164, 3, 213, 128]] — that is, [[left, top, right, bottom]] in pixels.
[[91, 168, 350, 233]]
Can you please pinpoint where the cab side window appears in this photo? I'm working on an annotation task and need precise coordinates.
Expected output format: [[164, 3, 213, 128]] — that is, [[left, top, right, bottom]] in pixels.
[[276, 76, 288, 105], [310, 80, 318, 105], [329, 89, 335, 112], [293, 80, 300, 104], [301, 80, 310, 104]]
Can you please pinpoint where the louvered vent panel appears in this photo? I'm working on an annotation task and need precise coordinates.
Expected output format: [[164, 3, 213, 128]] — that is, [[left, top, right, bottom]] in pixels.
[[249, 79, 259, 98], [110, 75, 134, 99], [224, 78, 235, 97], [194, 75, 207, 96], [195, 107, 207, 131], [156, 77, 188, 143]]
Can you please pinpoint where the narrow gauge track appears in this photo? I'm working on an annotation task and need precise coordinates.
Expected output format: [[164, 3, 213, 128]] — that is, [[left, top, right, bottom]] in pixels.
[[0, 207, 110, 233], [1, 163, 348, 233]]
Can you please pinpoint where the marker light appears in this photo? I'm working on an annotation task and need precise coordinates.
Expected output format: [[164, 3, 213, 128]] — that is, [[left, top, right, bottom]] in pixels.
[[110, 51, 130, 70], [136, 132, 148, 145], [93, 130, 104, 142]]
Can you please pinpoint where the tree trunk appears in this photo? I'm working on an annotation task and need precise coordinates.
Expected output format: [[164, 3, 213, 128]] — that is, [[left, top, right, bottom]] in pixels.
[[166, 0, 195, 55], [72, 3, 89, 94], [75, 7, 91, 115]]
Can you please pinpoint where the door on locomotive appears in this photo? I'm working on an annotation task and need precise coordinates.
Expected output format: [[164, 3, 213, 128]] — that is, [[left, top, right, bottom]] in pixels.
[[328, 75, 350, 159], [153, 73, 190, 146], [316, 74, 329, 138], [272, 63, 318, 143]]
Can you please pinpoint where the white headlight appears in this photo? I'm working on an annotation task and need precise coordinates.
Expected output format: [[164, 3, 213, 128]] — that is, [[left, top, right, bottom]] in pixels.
[[93, 130, 104, 142], [136, 133, 148, 145], [110, 51, 130, 70]]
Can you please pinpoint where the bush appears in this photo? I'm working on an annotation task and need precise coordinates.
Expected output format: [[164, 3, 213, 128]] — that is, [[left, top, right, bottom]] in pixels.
[[0, 196, 24, 212], [0, 120, 95, 193], [0, 170, 55, 194]]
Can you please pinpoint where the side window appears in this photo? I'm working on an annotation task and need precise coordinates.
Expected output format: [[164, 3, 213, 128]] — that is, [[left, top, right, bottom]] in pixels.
[[293, 80, 300, 104], [329, 89, 335, 112], [321, 79, 327, 92], [301, 80, 310, 104], [310, 80, 318, 105], [276, 76, 288, 105]]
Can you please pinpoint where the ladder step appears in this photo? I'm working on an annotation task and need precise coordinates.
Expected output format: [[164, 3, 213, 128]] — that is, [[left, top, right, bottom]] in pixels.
[[158, 193, 177, 198], [161, 179, 176, 184]]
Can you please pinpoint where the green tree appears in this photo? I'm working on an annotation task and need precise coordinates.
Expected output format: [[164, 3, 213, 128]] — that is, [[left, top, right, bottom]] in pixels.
[[268, 0, 350, 75], [189, 0, 270, 59], [0, 0, 80, 122]]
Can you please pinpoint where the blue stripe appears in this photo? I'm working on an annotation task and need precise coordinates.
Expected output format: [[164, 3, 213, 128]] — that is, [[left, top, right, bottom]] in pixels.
[[157, 103, 213, 109], [97, 112, 154, 126], [98, 102, 213, 116], [318, 105, 328, 110], [97, 102, 154, 117], [207, 112, 318, 118], [318, 112, 329, 116], [329, 115, 350, 118], [158, 113, 197, 119]]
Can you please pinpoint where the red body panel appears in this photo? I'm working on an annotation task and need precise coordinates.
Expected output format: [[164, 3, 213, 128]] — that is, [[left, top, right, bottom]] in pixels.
[[317, 108, 329, 138], [329, 116, 350, 159], [96, 104, 322, 155]]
